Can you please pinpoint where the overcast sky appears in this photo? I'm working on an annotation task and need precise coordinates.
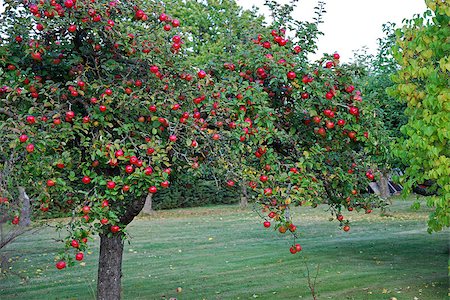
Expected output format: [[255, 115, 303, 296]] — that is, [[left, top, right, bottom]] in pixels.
[[0, 0, 427, 62], [238, 0, 427, 62]]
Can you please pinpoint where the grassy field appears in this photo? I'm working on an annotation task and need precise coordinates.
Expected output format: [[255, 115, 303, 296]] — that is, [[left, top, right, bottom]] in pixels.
[[0, 196, 448, 300]]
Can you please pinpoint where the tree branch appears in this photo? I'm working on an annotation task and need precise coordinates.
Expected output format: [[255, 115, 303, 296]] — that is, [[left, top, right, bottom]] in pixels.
[[0, 108, 14, 118], [119, 196, 147, 225]]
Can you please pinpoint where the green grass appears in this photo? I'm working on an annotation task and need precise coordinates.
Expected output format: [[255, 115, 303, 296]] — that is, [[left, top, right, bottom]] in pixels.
[[0, 196, 448, 300]]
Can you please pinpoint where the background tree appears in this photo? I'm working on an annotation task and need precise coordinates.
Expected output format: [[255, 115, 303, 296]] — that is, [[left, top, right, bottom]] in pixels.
[[159, 0, 266, 208], [349, 22, 406, 199], [164, 0, 265, 67], [389, 0, 449, 232], [177, 0, 390, 252]]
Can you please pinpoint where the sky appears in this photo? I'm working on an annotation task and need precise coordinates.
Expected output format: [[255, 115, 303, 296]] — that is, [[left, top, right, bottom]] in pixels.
[[238, 0, 427, 62], [0, 0, 427, 62]]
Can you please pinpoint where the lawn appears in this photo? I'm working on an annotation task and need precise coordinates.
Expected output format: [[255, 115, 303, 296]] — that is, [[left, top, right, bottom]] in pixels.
[[0, 196, 448, 300]]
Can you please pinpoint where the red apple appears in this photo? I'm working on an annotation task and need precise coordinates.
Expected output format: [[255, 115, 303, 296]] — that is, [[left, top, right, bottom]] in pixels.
[[19, 134, 28, 143], [172, 19, 180, 27], [26, 115, 36, 124], [115, 149, 124, 157], [289, 224, 297, 232], [226, 180, 235, 187], [125, 165, 134, 174], [110, 225, 120, 233], [64, 0, 74, 8], [197, 70, 206, 79], [75, 252, 84, 261], [26, 144, 35, 153], [56, 261, 66, 270], [82, 176, 91, 184], [11, 216, 19, 225], [345, 85, 355, 93], [135, 10, 145, 19], [287, 71, 296, 80], [129, 156, 138, 165], [349, 106, 359, 116], [82, 206, 90, 214], [159, 13, 168, 22], [144, 167, 153, 175], [71, 239, 79, 248], [160, 181, 169, 188]]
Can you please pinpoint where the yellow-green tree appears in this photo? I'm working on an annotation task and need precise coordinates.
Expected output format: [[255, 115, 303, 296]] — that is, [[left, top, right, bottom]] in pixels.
[[389, 0, 449, 232]]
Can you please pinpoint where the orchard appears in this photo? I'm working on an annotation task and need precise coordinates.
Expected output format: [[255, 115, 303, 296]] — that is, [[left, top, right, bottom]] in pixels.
[[0, 0, 447, 299]]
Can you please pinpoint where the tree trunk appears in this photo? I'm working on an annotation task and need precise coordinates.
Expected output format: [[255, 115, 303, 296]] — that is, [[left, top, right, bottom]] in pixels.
[[141, 193, 154, 214], [240, 181, 248, 208], [0, 223, 4, 247], [97, 195, 146, 300], [97, 233, 124, 300], [378, 171, 390, 199], [18, 187, 31, 227]]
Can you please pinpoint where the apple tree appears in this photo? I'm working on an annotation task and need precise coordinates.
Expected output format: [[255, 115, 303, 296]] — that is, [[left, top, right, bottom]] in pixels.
[[201, 0, 388, 234], [389, 0, 449, 232], [0, 0, 245, 298]]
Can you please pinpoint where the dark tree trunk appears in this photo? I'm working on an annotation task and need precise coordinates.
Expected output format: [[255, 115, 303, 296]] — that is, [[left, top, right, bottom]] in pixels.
[[142, 193, 154, 214], [378, 171, 391, 199], [97, 233, 124, 300], [18, 187, 31, 227], [97, 195, 146, 300], [240, 181, 248, 208]]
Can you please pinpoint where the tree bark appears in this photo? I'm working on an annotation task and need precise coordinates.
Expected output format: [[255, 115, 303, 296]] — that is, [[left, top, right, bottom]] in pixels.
[[378, 171, 390, 199], [141, 193, 154, 214], [18, 187, 31, 227], [240, 181, 248, 208], [97, 233, 124, 300], [97, 195, 146, 300]]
